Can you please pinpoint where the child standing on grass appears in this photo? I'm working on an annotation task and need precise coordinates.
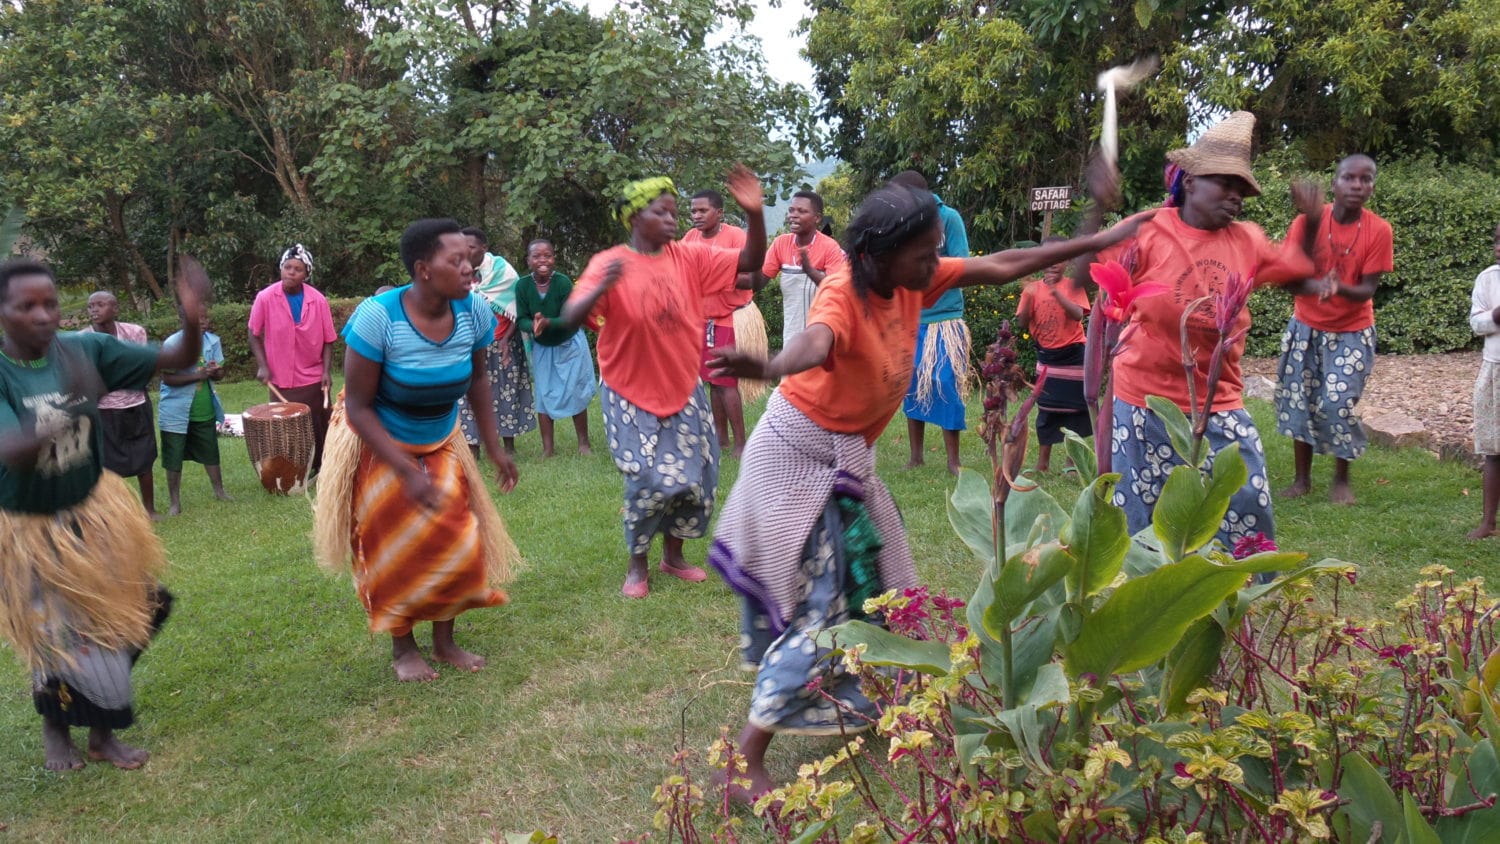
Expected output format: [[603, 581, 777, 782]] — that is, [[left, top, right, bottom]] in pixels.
[[1015, 251, 1092, 473], [159, 303, 230, 515], [1468, 222, 1500, 539]]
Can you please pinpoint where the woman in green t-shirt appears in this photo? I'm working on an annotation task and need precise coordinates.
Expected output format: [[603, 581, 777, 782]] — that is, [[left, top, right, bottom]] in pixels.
[[0, 256, 209, 772]]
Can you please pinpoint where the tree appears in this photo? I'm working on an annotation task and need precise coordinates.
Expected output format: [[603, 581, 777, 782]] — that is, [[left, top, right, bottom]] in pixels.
[[0, 0, 192, 298], [311, 0, 819, 267], [805, 0, 1500, 249]]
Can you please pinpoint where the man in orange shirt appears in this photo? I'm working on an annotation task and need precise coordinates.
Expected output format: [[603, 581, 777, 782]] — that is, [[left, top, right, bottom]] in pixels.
[[760, 191, 845, 344], [1274, 154, 1393, 505], [683, 189, 752, 457], [1016, 251, 1092, 473]]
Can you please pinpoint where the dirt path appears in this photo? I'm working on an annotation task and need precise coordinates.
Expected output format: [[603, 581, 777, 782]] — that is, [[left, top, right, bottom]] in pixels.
[[1243, 352, 1479, 456]]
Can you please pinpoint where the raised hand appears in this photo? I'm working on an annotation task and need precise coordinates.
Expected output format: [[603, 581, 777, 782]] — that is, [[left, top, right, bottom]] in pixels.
[[725, 164, 764, 216], [176, 254, 211, 328], [1085, 154, 1123, 211], [1291, 179, 1324, 218]]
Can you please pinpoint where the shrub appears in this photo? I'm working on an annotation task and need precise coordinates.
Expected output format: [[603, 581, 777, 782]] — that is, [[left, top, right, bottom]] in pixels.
[[641, 322, 1500, 841]]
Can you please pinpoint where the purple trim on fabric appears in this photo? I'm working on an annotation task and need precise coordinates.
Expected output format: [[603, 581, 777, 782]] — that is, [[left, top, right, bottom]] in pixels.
[[833, 471, 866, 501], [709, 539, 788, 636]]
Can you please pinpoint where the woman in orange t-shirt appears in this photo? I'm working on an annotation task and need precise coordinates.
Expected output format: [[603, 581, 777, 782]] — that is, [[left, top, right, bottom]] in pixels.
[[1095, 112, 1324, 550], [705, 180, 1147, 801], [559, 170, 766, 599]]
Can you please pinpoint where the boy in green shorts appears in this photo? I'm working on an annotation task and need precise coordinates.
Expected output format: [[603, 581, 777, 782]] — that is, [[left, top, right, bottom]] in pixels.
[[159, 304, 230, 514]]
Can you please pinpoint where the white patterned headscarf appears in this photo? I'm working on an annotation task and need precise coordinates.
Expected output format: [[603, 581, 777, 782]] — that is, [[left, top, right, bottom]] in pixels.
[[279, 243, 314, 275]]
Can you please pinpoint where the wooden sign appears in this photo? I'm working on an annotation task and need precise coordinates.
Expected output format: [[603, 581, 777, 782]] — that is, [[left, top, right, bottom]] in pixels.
[[1030, 186, 1073, 211]]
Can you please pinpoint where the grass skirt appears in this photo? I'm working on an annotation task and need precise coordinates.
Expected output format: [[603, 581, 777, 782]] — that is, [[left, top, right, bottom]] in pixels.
[[732, 302, 771, 404], [902, 319, 971, 431], [0, 471, 166, 671]]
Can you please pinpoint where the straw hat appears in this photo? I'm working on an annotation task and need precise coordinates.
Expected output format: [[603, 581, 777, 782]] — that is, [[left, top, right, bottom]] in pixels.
[[1166, 110, 1261, 196]]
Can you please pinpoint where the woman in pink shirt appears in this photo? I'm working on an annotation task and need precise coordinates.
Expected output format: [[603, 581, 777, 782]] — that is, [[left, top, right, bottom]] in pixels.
[[248, 244, 338, 473]]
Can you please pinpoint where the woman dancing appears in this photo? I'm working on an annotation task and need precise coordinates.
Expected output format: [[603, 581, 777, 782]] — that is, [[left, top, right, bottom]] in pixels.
[[0, 256, 209, 771], [314, 219, 521, 682], [707, 175, 1147, 799], [559, 168, 766, 598]]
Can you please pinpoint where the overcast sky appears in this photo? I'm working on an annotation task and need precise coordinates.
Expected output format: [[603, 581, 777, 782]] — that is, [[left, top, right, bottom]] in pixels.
[[583, 0, 816, 89]]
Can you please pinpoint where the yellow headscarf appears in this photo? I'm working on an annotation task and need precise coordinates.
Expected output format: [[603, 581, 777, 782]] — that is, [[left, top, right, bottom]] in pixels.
[[614, 176, 677, 232]]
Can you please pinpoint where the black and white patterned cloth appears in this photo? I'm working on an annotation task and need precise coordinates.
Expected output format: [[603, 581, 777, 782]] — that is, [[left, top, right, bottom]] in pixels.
[[601, 382, 718, 556], [710, 390, 916, 635], [1275, 316, 1375, 460], [1110, 397, 1274, 549]]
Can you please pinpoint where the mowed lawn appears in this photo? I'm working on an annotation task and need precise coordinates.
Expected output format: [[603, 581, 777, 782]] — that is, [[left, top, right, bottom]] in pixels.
[[0, 378, 1490, 841]]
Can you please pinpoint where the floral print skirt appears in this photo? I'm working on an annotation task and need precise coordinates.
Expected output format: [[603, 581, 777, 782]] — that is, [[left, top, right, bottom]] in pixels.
[[1111, 398, 1274, 549], [1275, 317, 1375, 460], [601, 382, 719, 556], [460, 332, 536, 442]]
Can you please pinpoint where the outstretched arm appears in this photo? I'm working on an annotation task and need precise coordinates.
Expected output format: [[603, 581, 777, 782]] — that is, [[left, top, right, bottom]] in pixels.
[[954, 212, 1154, 289], [709, 324, 834, 381]]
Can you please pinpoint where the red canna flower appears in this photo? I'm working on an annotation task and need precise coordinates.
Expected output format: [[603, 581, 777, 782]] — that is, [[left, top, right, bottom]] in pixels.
[[1090, 260, 1166, 323]]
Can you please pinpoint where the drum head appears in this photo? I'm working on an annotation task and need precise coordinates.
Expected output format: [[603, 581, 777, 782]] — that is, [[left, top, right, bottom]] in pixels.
[[244, 401, 312, 420]]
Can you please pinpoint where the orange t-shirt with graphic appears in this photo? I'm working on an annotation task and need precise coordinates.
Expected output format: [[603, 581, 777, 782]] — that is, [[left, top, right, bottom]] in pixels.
[[1018, 279, 1091, 349], [1102, 208, 1316, 413], [573, 241, 739, 417], [780, 258, 967, 444], [682, 224, 752, 325], [1288, 209, 1394, 333]]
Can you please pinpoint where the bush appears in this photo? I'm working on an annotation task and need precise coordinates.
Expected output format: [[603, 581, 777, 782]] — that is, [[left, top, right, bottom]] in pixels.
[[1240, 156, 1500, 357], [645, 428, 1500, 843]]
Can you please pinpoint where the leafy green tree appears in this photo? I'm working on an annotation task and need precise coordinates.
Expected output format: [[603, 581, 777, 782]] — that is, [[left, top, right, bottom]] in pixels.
[[315, 0, 819, 268], [806, 0, 1500, 249]]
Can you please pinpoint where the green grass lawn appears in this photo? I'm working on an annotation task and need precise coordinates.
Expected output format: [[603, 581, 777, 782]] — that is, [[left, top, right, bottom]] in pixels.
[[0, 380, 1489, 841]]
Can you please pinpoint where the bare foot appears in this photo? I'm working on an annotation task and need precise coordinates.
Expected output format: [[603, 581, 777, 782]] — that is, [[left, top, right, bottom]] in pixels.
[[1469, 525, 1497, 540], [715, 765, 774, 805], [946, 461, 961, 476], [213, 490, 233, 502], [167, 503, 182, 516], [902, 458, 924, 470], [42, 722, 85, 772], [1329, 482, 1356, 505], [578, 444, 593, 456], [541, 448, 555, 459], [731, 445, 745, 459], [86, 731, 149, 770], [1278, 481, 1311, 500], [393, 650, 439, 682], [432, 643, 486, 672], [148, 512, 166, 522]]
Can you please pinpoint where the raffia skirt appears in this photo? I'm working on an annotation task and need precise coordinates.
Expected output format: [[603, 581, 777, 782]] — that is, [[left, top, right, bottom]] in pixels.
[[0, 472, 171, 728]]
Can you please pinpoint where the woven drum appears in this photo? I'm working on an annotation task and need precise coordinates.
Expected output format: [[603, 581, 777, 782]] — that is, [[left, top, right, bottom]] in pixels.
[[243, 401, 315, 495]]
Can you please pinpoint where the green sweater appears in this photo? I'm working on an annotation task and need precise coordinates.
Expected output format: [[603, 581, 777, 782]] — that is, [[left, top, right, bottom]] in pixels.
[[515, 273, 578, 346]]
